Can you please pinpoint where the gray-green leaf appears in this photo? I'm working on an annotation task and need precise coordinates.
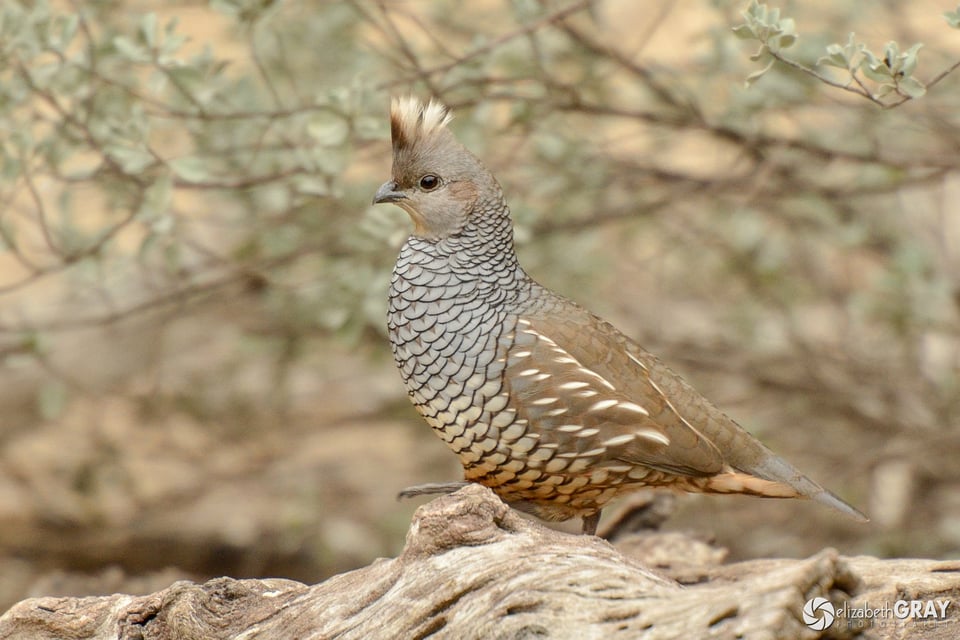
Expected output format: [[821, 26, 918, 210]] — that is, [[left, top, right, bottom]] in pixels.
[[897, 75, 926, 98]]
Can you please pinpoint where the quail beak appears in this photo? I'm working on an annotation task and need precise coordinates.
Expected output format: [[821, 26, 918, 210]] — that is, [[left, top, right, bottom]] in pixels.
[[373, 180, 406, 205]]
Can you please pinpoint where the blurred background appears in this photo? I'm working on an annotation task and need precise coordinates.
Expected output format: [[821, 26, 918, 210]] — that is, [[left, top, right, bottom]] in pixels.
[[1, 0, 958, 611]]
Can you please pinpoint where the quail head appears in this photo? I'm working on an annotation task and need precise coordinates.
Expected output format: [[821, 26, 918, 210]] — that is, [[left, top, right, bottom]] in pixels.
[[373, 96, 866, 535]]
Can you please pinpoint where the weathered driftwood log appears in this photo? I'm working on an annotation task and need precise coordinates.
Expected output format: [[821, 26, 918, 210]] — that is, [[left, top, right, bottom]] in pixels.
[[1, 484, 958, 640]]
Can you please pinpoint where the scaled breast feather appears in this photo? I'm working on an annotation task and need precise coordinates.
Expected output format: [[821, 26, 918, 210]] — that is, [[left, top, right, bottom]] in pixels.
[[390, 96, 453, 152]]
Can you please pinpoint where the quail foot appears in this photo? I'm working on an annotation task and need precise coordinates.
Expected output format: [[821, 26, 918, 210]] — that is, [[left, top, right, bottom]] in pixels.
[[374, 97, 867, 535]]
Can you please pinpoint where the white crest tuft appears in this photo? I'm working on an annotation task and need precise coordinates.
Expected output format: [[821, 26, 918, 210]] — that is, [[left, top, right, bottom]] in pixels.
[[390, 96, 453, 151]]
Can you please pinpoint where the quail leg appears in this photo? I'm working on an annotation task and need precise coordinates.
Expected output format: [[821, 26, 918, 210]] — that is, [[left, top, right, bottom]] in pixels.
[[581, 511, 602, 536], [397, 481, 470, 500]]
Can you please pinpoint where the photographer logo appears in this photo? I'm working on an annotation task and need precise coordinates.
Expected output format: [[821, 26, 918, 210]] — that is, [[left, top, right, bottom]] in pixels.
[[802, 597, 950, 631], [803, 597, 836, 630]]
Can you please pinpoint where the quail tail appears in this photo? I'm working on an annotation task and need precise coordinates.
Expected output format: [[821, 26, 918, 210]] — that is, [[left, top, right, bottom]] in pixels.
[[729, 447, 868, 522]]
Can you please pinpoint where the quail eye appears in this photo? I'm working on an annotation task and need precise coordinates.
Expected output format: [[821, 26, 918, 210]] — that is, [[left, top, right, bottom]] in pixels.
[[418, 174, 440, 191]]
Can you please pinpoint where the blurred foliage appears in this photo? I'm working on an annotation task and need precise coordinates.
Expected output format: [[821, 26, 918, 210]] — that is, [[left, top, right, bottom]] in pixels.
[[734, 0, 935, 100], [1, 0, 959, 585]]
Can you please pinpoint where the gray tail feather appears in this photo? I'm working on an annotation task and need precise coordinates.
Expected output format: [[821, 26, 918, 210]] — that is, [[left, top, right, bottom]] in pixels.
[[809, 485, 869, 522], [744, 450, 868, 522]]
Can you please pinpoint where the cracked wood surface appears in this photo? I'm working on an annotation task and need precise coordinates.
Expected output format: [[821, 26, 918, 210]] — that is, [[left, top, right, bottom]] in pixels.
[[1, 485, 958, 640]]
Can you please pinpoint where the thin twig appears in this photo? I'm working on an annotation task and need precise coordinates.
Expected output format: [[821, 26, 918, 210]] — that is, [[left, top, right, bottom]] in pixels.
[[374, 0, 594, 89], [764, 48, 884, 107]]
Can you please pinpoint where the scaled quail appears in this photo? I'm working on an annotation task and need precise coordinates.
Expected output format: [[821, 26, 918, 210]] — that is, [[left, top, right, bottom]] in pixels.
[[373, 97, 866, 535]]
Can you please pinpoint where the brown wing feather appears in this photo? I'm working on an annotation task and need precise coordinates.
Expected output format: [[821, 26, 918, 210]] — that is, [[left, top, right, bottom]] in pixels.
[[518, 291, 868, 521], [505, 312, 725, 478]]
